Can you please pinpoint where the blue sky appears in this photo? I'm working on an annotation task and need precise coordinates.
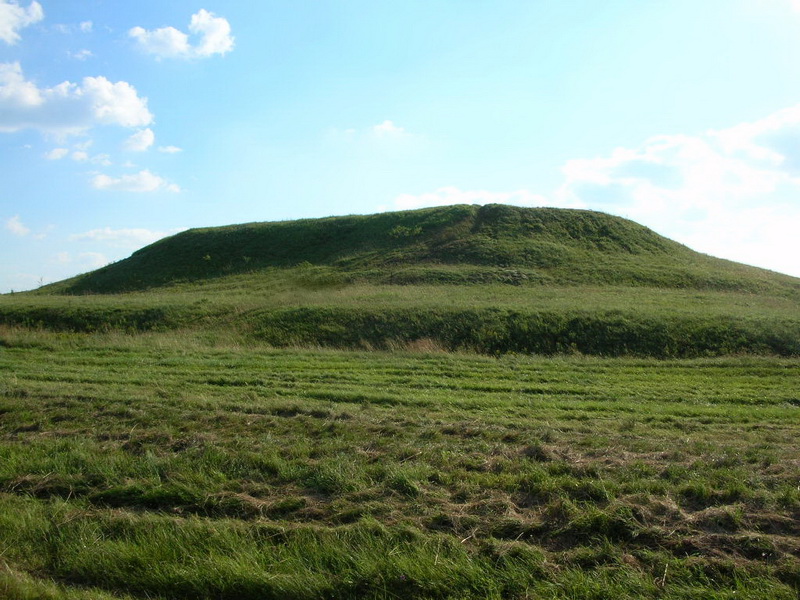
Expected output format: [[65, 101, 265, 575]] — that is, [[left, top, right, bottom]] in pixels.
[[2, 0, 800, 292]]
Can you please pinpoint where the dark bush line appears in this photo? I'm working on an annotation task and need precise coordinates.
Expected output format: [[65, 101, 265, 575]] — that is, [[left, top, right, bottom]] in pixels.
[[252, 307, 800, 358], [2, 304, 798, 356], [0, 305, 187, 332]]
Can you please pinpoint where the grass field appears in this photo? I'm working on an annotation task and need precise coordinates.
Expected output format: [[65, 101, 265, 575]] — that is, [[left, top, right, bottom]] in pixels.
[[2, 327, 799, 599]]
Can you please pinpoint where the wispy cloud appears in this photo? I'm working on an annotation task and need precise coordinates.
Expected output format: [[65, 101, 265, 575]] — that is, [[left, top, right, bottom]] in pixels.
[[555, 103, 800, 275], [53, 20, 92, 35], [129, 9, 234, 59], [0, 0, 43, 45], [44, 142, 111, 165], [70, 226, 184, 248], [330, 120, 415, 143], [53, 251, 108, 269], [372, 120, 406, 138], [68, 49, 93, 61], [0, 62, 152, 135], [91, 169, 179, 193], [158, 145, 182, 154], [44, 147, 69, 160], [5, 214, 30, 236], [124, 128, 155, 152]]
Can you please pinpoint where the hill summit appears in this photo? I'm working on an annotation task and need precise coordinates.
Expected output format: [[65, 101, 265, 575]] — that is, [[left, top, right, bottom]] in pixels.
[[46, 204, 799, 295]]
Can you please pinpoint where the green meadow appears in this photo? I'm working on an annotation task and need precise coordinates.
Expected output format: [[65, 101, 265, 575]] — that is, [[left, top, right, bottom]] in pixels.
[[1, 328, 799, 599], [1, 205, 799, 598]]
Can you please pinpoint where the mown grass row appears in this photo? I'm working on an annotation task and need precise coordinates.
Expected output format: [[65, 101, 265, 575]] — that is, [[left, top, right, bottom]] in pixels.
[[1, 328, 799, 598], [2, 493, 797, 600]]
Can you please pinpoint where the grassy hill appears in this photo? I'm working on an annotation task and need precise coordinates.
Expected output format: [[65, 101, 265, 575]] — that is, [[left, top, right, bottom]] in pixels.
[[40, 204, 800, 294], [3, 204, 800, 357]]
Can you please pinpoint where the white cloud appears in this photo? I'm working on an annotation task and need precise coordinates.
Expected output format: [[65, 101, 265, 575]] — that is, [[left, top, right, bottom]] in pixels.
[[90, 153, 111, 166], [129, 25, 189, 59], [82, 77, 153, 128], [53, 251, 108, 269], [5, 214, 30, 236], [124, 127, 155, 152], [44, 142, 109, 164], [80, 252, 108, 268], [0, 62, 153, 135], [44, 147, 68, 160], [158, 145, 182, 153], [53, 21, 93, 35], [392, 186, 553, 211], [373, 120, 406, 137], [329, 120, 415, 144], [0, 0, 43, 45], [189, 9, 234, 57], [70, 226, 183, 248], [556, 104, 800, 277], [68, 49, 93, 61], [129, 9, 234, 59], [91, 169, 180, 193], [0, 61, 40, 108]]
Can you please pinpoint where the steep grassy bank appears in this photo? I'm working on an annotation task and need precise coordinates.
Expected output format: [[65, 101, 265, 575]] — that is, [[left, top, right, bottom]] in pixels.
[[2, 278, 799, 356], [1, 328, 799, 599]]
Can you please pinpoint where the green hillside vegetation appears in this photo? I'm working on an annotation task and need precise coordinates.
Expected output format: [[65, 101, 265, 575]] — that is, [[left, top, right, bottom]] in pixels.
[[2, 204, 799, 357], [38, 204, 800, 294]]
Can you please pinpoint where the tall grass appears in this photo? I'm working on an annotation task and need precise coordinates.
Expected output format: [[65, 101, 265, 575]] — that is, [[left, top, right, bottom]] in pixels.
[[1, 329, 799, 598], [2, 284, 799, 356]]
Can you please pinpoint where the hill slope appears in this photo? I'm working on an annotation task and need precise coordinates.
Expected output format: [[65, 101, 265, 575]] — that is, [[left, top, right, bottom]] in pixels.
[[4, 204, 800, 357], [43, 204, 800, 295]]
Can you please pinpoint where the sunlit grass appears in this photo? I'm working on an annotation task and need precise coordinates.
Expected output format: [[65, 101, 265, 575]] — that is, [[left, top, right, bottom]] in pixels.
[[2, 277, 799, 356], [1, 329, 799, 598]]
